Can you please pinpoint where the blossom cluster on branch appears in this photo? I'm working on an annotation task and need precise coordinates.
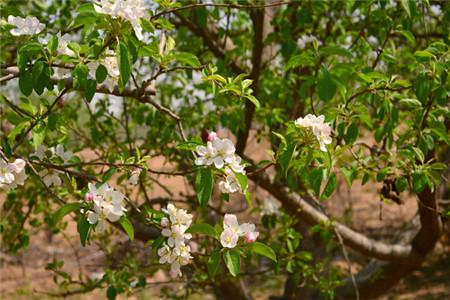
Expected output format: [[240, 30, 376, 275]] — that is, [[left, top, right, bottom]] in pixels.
[[0, 158, 27, 191], [158, 204, 193, 277], [195, 132, 247, 194], [295, 114, 332, 152], [85, 183, 127, 232]]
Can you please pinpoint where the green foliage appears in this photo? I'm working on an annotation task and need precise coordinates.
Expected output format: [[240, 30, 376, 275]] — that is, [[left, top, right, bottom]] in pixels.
[[0, 0, 448, 299], [195, 168, 213, 208]]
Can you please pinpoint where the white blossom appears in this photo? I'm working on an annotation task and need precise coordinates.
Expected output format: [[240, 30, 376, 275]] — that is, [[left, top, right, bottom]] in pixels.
[[430, 5, 441, 17], [220, 227, 239, 248], [56, 32, 76, 56], [157, 245, 173, 264], [94, 0, 147, 40], [7, 15, 45, 36], [85, 183, 127, 231], [297, 34, 315, 50], [0, 158, 27, 191], [220, 214, 259, 248], [295, 114, 332, 152], [195, 135, 246, 173], [158, 203, 193, 277], [260, 196, 282, 216], [367, 35, 379, 47], [219, 168, 242, 194], [39, 168, 62, 187], [128, 169, 141, 185], [32, 144, 48, 160], [52, 144, 73, 163]]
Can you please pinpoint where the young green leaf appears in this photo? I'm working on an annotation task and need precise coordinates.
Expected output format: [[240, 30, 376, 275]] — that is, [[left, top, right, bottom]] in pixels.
[[252, 242, 277, 262], [207, 250, 221, 280], [320, 173, 337, 200], [119, 216, 134, 241], [118, 42, 131, 90], [53, 202, 81, 224], [77, 217, 91, 247], [195, 168, 213, 208], [223, 250, 240, 277], [96, 64, 108, 83], [186, 223, 217, 239]]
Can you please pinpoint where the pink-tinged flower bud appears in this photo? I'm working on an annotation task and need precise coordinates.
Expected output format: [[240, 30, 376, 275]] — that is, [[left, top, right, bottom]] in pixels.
[[245, 231, 259, 243], [160, 217, 170, 227], [207, 131, 218, 142], [85, 192, 94, 202]]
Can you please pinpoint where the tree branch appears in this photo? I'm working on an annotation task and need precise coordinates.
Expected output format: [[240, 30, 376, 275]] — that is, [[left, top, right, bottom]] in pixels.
[[236, 1, 278, 155]]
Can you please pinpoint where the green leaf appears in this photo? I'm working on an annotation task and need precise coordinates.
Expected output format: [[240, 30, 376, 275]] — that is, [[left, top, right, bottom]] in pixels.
[[32, 123, 46, 149], [414, 50, 435, 59], [399, 98, 422, 108], [278, 143, 295, 177], [84, 79, 97, 102], [320, 173, 337, 200], [19, 72, 33, 96], [207, 250, 221, 280], [223, 250, 240, 277], [195, 168, 213, 208], [395, 176, 408, 193], [345, 123, 359, 145], [119, 217, 134, 241], [172, 51, 201, 67], [73, 64, 89, 89], [401, 0, 416, 18], [317, 70, 336, 102], [106, 286, 117, 300], [412, 147, 425, 164], [53, 202, 81, 224], [412, 171, 428, 193], [118, 42, 131, 90], [96, 64, 108, 83], [340, 167, 355, 188], [285, 53, 315, 71], [252, 241, 277, 262], [244, 95, 261, 109], [234, 172, 248, 192], [398, 30, 415, 45], [77, 217, 91, 247], [186, 223, 217, 238], [298, 251, 313, 261], [319, 45, 352, 58], [310, 168, 323, 196], [244, 190, 252, 208], [102, 167, 116, 182]]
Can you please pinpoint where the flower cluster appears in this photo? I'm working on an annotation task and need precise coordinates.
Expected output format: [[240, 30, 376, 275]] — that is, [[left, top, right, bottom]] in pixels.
[[220, 214, 259, 249], [85, 183, 127, 232], [94, 0, 147, 40], [7, 15, 45, 36], [32, 144, 73, 187], [158, 204, 193, 277], [260, 196, 282, 216], [195, 132, 247, 194], [0, 158, 27, 191], [294, 114, 332, 152]]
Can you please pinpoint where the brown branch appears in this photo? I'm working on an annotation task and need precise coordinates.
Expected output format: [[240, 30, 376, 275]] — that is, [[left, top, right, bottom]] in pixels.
[[3, 66, 188, 141], [248, 171, 420, 263], [174, 13, 245, 75], [236, 1, 279, 155], [151, 1, 291, 21]]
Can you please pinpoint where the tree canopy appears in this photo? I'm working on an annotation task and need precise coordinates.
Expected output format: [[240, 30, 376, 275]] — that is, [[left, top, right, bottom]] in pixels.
[[0, 0, 449, 299]]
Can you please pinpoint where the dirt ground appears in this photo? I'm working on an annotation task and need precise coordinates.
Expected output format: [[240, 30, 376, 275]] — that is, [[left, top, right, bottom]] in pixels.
[[1, 132, 449, 299]]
